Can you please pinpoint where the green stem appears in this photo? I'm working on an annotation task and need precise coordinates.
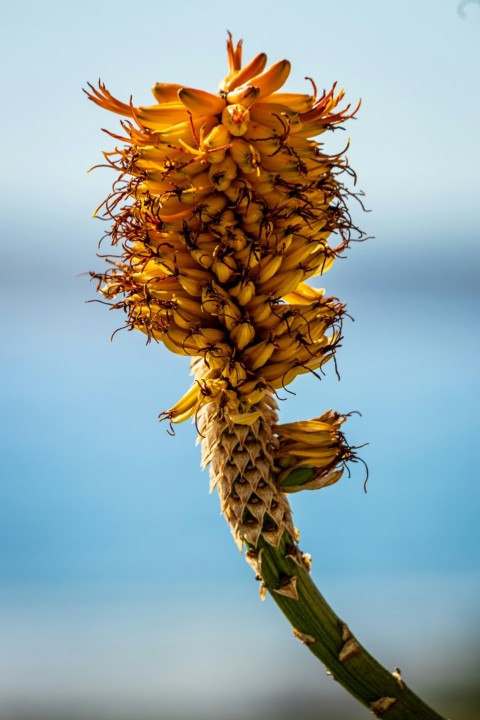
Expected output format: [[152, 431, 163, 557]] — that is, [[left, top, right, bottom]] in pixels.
[[259, 536, 447, 719]]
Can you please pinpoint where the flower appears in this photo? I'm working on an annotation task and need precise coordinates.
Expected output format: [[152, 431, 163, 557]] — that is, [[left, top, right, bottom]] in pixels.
[[86, 34, 363, 550]]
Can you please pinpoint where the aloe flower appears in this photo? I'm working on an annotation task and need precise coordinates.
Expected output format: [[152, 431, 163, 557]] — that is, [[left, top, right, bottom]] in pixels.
[[86, 35, 448, 720]]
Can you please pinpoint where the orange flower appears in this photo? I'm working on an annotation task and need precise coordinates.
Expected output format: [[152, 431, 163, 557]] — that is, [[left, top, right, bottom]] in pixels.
[[87, 35, 363, 548]]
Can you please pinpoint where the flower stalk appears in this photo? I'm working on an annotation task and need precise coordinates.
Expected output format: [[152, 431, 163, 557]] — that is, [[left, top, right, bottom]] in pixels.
[[86, 34, 448, 718], [259, 537, 446, 719]]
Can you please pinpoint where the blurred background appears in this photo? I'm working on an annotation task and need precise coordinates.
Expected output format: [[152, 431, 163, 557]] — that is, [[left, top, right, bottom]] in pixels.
[[1, 0, 479, 718]]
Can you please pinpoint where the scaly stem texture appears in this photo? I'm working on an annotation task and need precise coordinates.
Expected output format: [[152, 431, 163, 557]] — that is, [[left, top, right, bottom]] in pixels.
[[198, 380, 446, 718]]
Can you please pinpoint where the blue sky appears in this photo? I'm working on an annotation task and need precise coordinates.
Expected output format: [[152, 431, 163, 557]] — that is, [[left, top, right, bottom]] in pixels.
[[0, 1, 479, 717]]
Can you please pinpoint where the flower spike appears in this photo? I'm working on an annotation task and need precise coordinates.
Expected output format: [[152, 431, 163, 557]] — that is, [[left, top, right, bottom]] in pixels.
[[87, 37, 448, 720]]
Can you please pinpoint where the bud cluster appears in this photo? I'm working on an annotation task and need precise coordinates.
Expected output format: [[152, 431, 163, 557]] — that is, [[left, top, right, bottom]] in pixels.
[[87, 35, 362, 548]]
